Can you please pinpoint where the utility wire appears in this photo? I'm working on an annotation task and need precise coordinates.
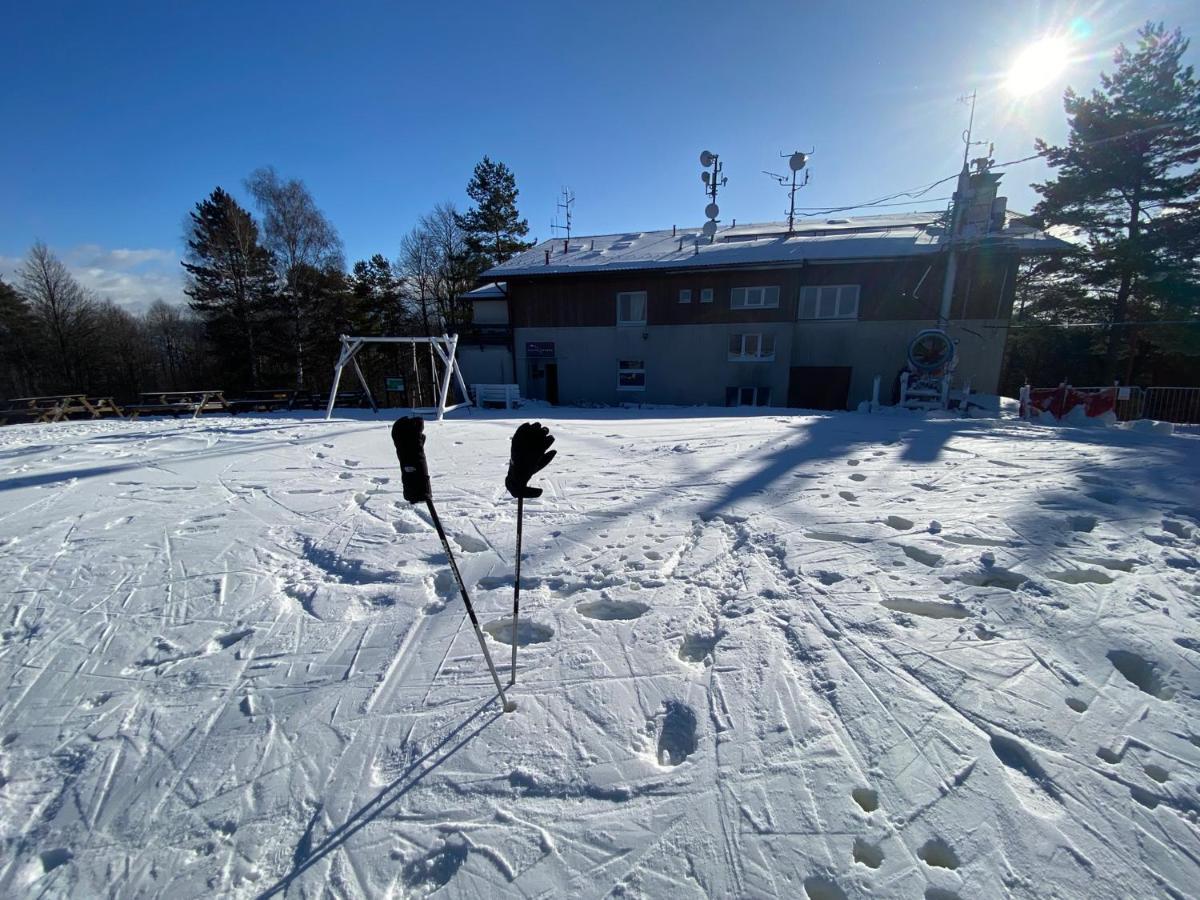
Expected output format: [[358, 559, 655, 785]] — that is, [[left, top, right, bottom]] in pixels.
[[795, 122, 1186, 218]]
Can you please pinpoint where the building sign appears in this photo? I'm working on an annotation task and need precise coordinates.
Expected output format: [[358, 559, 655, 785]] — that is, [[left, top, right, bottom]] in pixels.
[[385, 376, 406, 392], [526, 341, 556, 359]]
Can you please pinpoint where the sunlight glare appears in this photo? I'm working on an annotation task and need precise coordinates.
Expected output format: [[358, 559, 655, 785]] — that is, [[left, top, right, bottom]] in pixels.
[[1006, 36, 1070, 96]]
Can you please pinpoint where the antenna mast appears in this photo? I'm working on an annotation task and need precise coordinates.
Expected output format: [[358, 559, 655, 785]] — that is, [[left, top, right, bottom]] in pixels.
[[762, 150, 811, 235], [550, 187, 575, 242], [698, 150, 726, 244]]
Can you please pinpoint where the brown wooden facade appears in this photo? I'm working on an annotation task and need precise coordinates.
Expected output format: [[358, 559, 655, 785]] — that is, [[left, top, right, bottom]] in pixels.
[[505, 248, 1020, 328]]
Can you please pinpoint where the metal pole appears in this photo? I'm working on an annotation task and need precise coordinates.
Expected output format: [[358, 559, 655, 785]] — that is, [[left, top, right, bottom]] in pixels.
[[511, 495, 523, 685], [425, 499, 515, 712]]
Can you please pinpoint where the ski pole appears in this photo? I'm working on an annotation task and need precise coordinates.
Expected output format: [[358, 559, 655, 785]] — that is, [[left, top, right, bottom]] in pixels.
[[424, 497, 515, 712], [511, 495, 523, 685], [392, 416, 515, 713], [504, 422, 556, 685]]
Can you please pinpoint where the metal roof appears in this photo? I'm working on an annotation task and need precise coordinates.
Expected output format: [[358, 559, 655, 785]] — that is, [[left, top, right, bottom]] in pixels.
[[485, 211, 1068, 279]]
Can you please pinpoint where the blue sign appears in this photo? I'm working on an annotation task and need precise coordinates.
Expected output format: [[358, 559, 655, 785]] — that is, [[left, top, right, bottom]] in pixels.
[[526, 341, 556, 359]]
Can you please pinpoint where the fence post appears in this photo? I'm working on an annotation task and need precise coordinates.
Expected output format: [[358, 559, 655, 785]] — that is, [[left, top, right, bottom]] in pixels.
[[1019, 384, 1030, 420], [871, 375, 881, 412]]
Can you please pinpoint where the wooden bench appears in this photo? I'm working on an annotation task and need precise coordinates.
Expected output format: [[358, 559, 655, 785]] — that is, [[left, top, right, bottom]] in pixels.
[[473, 384, 520, 409], [124, 390, 231, 419], [1, 394, 122, 425]]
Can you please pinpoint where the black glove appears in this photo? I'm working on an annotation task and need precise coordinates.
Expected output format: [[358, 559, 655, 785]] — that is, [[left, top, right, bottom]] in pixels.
[[505, 422, 556, 499], [391, 416, 431, 503]]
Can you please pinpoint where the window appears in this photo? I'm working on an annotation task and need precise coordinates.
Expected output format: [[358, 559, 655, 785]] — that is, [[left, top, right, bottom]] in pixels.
[[726, 386, 771, 407], [617, 359, 645, 391], [798, 285, 860, 320], [728, 332, 776, 360], [700, 288, 714, 303], [678, 289, 692, 304], [730, 285, 781, 309], [617, 291, 647, 325]]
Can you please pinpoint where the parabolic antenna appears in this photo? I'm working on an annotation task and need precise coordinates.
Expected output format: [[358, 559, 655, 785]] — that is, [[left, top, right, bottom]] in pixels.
[[789, 152, 807, 172], [700, 150, 715, 167], [701, 171, 711, 184], [705, 202, 719, 219], [701, 220, 717, 238]]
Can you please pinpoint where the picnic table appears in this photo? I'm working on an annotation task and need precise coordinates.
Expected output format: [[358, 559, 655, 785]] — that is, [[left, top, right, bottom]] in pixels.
[[124, 391, 231, 419], [1, 394, 124, 425], [227, 388, 311, 414]]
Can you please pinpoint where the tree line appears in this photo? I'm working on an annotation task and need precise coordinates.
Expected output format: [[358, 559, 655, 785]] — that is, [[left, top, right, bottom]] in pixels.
[[0, 156, 531, 400]]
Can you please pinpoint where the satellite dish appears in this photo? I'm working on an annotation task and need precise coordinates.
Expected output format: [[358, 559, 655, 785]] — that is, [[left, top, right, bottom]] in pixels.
[[789, 152, 807, 172], [705, 202, 719, 219], [701, 220, 717, 238], [700, 150, 715, 167], [701, 171, 711, 184]]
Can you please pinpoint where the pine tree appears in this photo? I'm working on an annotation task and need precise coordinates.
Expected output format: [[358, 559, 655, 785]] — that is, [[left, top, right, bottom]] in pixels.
[[182, 187, 277, 390], [456, 157, 533, 271], [0, 276, 39, 396], [1032, 22, 1200, 381]]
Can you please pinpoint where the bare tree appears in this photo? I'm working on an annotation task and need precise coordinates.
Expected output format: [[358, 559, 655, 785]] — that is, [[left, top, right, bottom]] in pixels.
[[396, 202, 476, 335], [246, 167, 344, 387], [18, 242, 98, 390], [398, 223, 439, 335]]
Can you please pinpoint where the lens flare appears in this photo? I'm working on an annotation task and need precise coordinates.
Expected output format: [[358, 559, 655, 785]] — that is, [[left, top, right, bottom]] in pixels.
[[1006, 36, 1070, 96]]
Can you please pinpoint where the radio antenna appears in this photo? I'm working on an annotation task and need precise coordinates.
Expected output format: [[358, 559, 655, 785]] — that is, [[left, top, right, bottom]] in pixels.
[[762, 150, 811, 235]]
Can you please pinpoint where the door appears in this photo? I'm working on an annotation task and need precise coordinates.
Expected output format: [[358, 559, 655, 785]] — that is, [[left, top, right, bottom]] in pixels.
[[788, 366, 852, 410], [545, 363, 559, 405]]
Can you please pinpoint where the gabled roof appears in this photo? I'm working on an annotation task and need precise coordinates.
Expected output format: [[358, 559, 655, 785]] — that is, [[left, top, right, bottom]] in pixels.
[[484, 211, 1068, 279], [461, 281, 507, 299]]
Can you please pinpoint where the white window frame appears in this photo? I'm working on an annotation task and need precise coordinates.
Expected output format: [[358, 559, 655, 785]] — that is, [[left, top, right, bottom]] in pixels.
[[616, 291, 647, 326], [678, 289, 692, 304], [730, 285, 781, 309], [726, 386, 771, 407], [798, 285, 860, 320], [728, 332, 776, 361], [617, 359, 646, 391], [700, 288, 714, 304]]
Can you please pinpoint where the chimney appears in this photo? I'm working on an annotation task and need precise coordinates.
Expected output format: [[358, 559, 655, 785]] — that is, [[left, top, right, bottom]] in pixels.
[[544, 249, 550, 265], [672, 224, 677, 236]]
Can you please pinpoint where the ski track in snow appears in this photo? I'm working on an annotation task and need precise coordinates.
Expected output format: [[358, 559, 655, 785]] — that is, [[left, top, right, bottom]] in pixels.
[[0, 409, 1198, 898]]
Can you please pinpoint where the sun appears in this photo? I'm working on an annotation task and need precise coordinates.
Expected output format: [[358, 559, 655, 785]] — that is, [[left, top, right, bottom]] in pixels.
[[1006, 36, 1070, 96]]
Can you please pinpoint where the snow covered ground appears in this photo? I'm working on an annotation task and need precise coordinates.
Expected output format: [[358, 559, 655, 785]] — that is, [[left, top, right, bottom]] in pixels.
[[1, 408, 1198, 899]]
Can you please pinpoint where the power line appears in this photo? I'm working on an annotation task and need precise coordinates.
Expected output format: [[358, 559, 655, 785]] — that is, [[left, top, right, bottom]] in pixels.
[[794, 121, 1186, 218]]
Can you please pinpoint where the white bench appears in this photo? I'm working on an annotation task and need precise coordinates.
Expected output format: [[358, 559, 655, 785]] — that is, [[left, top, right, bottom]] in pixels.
[[473, 384, 521, 409]]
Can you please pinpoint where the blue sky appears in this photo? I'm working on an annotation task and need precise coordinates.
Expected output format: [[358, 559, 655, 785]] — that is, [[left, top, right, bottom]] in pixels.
[[3, 1, 1197, 308]]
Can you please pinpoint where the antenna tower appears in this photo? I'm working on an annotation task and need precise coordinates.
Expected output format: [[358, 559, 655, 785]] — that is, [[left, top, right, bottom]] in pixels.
[[698, 150, 726, 243], [762, 150, 811, 235]]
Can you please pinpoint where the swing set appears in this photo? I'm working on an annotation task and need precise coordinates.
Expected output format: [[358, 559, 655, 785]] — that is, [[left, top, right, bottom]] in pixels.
[[324, 334, 473, 421]]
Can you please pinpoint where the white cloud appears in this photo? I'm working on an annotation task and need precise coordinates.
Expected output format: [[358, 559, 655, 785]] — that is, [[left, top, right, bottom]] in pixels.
[[0, 243, 186, 312]]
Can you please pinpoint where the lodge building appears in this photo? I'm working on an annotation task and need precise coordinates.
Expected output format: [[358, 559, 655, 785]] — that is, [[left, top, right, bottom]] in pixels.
[[454, 190, 1067, 410]]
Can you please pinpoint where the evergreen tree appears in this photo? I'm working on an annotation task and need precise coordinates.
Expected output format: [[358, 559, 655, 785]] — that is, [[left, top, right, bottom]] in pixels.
[[456, 156, 533, 271], [1032, 22, 1200, 382], [352, 254, 407, 335], [182, 187, 277, 390], [0, 276, 39, 396]]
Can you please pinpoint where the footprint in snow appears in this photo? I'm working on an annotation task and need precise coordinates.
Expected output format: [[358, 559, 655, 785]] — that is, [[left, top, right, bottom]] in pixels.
[[656, 700, 697, 766]]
